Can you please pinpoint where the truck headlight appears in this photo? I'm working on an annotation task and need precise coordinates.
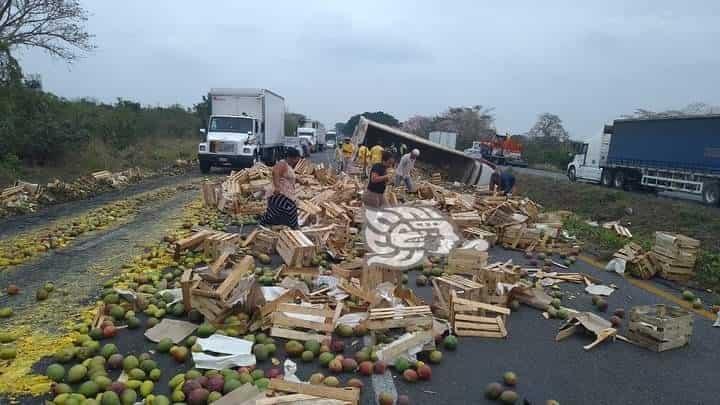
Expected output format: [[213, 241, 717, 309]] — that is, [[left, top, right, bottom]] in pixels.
[[198, 144, 206, 152], [243, 147, 251, 154]]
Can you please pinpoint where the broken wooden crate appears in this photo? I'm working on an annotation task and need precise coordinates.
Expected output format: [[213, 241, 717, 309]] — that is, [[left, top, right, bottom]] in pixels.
[[361, 264, 404, 292], [187, 256, 256, 323], [268, 379, 360, 405], [363, 306, 433, 331], [474, 261, 522, 305], [277, 230, 317, 267], [450, 290, 510, 338], [431, 275, 486, 318], [614, 242, 658, 280], [627, 304, 693, 352], [270, 302, 341, 342], [651, 232, 700, 282], [203, 231, 242, 258]]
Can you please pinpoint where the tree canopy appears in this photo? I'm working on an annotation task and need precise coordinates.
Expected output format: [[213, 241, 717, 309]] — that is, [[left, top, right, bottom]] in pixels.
[[528, 113, 569, 141], [343, 111, 400, 136], [0, 0, 94, 62]]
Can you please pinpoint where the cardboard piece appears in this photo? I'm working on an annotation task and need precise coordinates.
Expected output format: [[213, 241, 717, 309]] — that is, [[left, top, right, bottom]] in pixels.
[[143, 318, 198, 344]]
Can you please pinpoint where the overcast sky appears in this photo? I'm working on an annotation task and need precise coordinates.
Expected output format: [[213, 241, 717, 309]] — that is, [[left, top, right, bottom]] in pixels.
[[17, 0, 720, 140]]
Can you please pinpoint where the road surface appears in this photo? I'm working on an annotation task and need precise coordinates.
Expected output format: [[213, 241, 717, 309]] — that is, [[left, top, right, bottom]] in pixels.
[[1, 153, 717, 404]]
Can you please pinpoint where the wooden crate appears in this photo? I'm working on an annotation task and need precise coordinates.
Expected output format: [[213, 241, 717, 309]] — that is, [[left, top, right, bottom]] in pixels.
[[270, 302, 341, 342], [475, 261, 522, 300], [363, 306, 433, 331], [447, 246, 489, 276], [201, 181, 222, 207], [361, 264, 403, 292], [277, 230, 316, 267], [462, 227, 497, 246], [431, 275, 486, 318], [450, 290, 510, 338], [203, 231, 241, 257], [189, 256, 256, 323], [627, 304, 693, 352], [652, 232, 699, 282], [252, 230, 278, 255]]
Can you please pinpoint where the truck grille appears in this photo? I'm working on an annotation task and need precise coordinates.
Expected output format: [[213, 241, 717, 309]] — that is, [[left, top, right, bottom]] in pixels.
[[210, 141, 235, 153]]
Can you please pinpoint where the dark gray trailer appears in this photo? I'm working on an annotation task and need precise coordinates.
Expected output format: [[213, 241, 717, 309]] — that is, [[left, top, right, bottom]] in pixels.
[[601, 115, 720, 204]]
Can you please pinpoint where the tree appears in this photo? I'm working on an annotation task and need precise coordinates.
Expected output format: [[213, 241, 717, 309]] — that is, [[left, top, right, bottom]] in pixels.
[[528, 113, 569, 141], [0, 0, 94, 62], [402, 115, 433, 139], [622, 102, 720, 119], [193, 96, 210, 130], [433, 105, 495, 150], [343, 111, 400, 136], [284, 112, 306, 137]]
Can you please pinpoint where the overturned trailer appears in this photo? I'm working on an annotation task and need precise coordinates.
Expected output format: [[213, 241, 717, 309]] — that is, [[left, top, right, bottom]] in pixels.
[[352, 117, 495, 187]]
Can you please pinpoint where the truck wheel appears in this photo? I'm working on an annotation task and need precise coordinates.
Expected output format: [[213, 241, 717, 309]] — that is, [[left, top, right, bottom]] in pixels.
[[200, 161, 211, 174], [568, 167, 577, 182], [613, 171, 626, 189], [601, 169, 614, 187], [702, 182, 720, 205]]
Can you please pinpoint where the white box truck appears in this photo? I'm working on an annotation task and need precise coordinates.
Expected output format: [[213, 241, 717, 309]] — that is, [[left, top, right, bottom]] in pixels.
[[198, 88, 286, 173], [429, 131, 458, 150], [296, 120, 327, 152]]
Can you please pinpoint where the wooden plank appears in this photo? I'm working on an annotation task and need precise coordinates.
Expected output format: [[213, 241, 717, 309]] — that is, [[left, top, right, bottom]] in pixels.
[[454, 314, 500, 323], [454, 321, 500, 331], [268, 379, 360, 404], [277, 303, 335, 318], [456, 330, 505, 338], [209, 251, 231, 275], [452, 296, 511, 315], [364, 316, 433, 331], [241, 229, 259, 248], [375, 330, 433, 363], [255, 394, 346, 405], [273, 313, 333, 333], [270, 327, 325, 342], [216, 256, 255, 301]]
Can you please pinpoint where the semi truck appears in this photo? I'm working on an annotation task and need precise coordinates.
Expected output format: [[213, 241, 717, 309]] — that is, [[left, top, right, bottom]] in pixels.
[[464, 134, 525, 166], [297, 120, 327, 152], [326, 130, 337, 148], [567, 115, 720, 205], [198, 88, 286, 173]]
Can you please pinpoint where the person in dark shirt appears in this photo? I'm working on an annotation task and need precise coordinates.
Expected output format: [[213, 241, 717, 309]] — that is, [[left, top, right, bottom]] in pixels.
[[363, 151, 395, 208], [490, 168, 516, 196]]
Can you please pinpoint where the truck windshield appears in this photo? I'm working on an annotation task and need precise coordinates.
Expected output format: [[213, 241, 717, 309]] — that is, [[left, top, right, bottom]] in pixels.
[[209, 117, 253, 133]]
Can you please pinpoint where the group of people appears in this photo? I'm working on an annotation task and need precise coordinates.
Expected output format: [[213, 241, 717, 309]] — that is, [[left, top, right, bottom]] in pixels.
[[260, 141, 516, 229]]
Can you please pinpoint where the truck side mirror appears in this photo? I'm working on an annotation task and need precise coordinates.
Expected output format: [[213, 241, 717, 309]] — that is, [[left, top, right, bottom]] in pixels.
[[199, 128, 206, 135]]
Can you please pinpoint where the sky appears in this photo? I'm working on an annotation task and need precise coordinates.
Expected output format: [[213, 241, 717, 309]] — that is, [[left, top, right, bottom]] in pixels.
[[16, 0, 720, 140]]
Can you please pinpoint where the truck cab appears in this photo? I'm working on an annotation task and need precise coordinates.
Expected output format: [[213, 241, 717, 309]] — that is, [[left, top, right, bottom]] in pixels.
[[297, 127, 317, 153], [198, 114, 260, 172], [566, 133, 609, 183]]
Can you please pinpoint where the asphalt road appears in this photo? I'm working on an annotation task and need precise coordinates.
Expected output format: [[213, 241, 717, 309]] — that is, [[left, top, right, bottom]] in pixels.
[[503, 165, 705, 204], [2, 151, 717, 404]]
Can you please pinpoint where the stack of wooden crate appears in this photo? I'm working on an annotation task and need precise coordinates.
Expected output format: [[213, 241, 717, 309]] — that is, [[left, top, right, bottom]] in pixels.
[[627, 304, 693, 352], [650, 232, 700, 282], [449, 290, 510, 338]]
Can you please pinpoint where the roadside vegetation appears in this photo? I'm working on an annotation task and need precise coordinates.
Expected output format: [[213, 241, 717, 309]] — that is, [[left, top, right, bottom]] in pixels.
[[516, 172, 720, 290]]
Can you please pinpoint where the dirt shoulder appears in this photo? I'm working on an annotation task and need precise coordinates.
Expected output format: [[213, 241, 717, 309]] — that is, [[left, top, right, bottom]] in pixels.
[[514, 172, 720, 289]]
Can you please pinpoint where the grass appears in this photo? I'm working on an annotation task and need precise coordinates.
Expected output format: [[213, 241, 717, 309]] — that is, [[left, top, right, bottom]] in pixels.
[[516, 172, 720, 289], [4, 137, 197, 187]]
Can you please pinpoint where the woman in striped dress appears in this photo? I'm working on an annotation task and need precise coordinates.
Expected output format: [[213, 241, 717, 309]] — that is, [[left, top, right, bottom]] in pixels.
[[259, 148, 301, 229]]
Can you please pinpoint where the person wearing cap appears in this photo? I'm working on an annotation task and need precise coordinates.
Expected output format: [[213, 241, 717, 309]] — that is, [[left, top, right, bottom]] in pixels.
[[340, 138, 355, 173], [395, 148, 420, 192], [369, 143, 384, 165]]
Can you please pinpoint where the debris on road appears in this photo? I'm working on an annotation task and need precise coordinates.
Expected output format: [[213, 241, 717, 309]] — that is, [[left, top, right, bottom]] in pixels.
[[626, 304, 693, 352]]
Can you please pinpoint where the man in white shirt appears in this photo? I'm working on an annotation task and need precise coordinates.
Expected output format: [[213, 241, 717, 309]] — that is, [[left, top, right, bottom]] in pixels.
[[395, 149, 419, 192]]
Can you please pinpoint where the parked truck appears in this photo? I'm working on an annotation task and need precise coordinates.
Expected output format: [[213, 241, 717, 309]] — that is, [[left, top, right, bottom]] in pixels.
[[326, 130, 337, 148], [297, 120, 327, 152], [198, 88, 285, 173], [567, 115, 720, 205]]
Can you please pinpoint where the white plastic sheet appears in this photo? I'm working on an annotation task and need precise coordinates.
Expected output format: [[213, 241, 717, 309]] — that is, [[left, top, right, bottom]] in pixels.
[[605, 258, 626, 275], [192, 335, 256, 370]]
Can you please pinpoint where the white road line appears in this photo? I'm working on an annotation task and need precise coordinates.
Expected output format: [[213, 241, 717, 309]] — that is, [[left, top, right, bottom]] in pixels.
[[364, 335, 397, 404]]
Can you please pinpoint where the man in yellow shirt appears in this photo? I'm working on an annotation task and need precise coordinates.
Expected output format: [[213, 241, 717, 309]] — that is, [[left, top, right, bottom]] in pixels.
[[370, 144, 384, 165], [356, 144, 369, 178], [340, 138, 355, 173]]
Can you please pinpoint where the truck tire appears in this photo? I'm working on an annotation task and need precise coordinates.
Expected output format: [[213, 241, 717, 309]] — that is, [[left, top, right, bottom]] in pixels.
[[567, 166, 577, 182], [613, 170, 626, 189], [200, 160, 211, 174], [601, 169, 614, 187], [702, 182, 720, 205]]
